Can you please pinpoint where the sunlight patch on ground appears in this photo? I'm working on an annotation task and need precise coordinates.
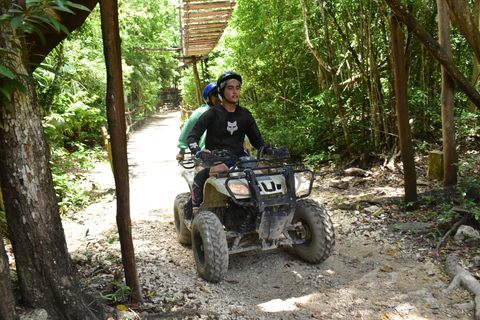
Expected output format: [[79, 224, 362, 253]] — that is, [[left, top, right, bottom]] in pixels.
[[257, 294, 315, 312]]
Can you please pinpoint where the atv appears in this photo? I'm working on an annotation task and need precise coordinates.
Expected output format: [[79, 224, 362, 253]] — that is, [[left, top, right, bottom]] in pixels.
[[174, 146, 335, 283]]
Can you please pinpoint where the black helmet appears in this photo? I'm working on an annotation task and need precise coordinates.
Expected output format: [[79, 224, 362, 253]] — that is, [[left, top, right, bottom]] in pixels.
[[217, 71, 242, 97]]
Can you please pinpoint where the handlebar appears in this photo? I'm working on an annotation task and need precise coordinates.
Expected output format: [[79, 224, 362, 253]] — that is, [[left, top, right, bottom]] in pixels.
[[178, 146, 291, 169], [257, 145, 290, 160]]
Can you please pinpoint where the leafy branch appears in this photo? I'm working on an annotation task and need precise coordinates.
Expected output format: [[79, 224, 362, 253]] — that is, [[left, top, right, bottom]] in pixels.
[[0, 0, 89, 105]]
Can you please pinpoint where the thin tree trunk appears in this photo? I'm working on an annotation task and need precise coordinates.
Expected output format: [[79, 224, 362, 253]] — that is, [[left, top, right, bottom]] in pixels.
[[319, 0, 351, 149], [438, 0, 457, 186], [326, 2, 378, 136], [470, 0, 480, 114], [192, 60, 203, 108], [100, 0, 142, 303], [377, 0, 398, 149], [384, 0, 480, 108], [390, 16, 417, 206], [299, 0, 331, 72], [365, 3, 382, 147], [443, 0, 480, 63]]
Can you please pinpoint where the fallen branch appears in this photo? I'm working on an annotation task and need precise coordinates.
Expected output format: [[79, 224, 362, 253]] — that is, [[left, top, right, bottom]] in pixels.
[[436, 215, 469, 250], [444, 253, 480, 319]]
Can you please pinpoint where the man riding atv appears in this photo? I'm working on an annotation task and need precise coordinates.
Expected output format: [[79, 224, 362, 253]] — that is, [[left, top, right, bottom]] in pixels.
[[175, 72, 335, 282], [187, 71, 266, 210]]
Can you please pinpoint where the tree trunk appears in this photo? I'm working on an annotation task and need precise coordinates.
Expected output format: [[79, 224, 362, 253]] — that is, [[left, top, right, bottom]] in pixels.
[[99, 0, 142, 303], [390, 16, 417, 206], [384, 0, 480, 108], [192, 60, 203, 108], [299, 0, 330, 72], [377, 0, 399, 149], [471, 0, 480, 114], [0, 3, 99, 318], [438, 0, 457, 186], [319, 0, 351, 150], [0, 232, 16, 320], [443, 0, 480, 63]]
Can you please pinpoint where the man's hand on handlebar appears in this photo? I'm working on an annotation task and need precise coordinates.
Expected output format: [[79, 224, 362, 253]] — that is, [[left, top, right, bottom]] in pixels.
[[258, 144, 290, 159], [176, 153, 185, 161]]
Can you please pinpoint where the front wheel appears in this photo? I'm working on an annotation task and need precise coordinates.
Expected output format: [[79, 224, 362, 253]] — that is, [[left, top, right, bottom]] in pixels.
[[192, 211, 228, 282], [291, 199, 335, 263], [174, 192, 192, 245]]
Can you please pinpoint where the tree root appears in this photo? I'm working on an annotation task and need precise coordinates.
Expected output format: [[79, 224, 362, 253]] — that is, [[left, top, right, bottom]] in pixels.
[[436, 215, 468, 250], [444, 253, 480, 320], [385, 149, 401, 172]]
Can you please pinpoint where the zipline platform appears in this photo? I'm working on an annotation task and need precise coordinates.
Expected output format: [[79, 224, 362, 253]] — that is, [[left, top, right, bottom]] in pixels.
[[180, 0, 236, 65]]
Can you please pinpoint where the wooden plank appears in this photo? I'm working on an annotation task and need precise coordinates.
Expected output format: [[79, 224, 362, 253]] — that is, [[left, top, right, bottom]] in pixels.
[[185, 9, 233, 18], [186, 34, 221, 40], [187, 42, 215, 47], [185, 35, 220, 41], [184, 2, 235, 10], [185, 34, 220, 39], [185, 27, 224, 34], [185, 15, 230, 24], [183, 0, 224, 2], [181, 0, 236, 61], [186, 40, 218, 45], [184, 22, 226, 29]]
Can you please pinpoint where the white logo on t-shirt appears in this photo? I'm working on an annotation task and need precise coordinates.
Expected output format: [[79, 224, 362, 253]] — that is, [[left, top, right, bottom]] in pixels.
[[226, 121, 238, 135]]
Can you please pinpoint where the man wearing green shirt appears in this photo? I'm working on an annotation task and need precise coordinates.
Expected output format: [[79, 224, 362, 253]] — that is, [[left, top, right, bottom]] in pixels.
[[176, 83, 220, 161]]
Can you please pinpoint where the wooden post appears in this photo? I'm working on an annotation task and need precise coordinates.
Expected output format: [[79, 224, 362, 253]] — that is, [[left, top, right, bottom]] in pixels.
[[100, 0, 142, 303], [192, 59, 203, 108], [428, 150, 444, 181]]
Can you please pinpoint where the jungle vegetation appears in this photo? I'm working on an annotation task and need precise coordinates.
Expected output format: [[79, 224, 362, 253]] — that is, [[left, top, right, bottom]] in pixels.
[[2, 0, 480, 212]]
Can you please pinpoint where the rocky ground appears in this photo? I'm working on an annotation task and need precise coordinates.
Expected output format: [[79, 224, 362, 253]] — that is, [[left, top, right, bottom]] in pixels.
[[62, 110, 479, 320]]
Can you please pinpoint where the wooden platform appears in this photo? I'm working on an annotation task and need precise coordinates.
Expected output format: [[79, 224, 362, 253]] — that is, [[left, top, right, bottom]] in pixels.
[[180, 0, 237, 64]]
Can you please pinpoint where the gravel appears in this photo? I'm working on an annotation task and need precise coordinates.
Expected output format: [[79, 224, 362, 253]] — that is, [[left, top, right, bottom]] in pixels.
[[63, 111, 475, 320]]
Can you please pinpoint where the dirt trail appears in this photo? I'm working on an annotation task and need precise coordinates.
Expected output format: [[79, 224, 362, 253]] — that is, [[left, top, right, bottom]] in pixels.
[[64, 110, 474, 320]]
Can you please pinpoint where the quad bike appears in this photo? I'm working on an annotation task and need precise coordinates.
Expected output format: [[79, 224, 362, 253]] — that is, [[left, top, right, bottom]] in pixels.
[[174, 146, 335, 283]]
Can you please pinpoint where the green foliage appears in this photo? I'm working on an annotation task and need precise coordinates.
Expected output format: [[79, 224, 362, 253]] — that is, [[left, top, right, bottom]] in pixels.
[[436, 202, 458, 225], [0, 0, 89, 104], [456, 154, 480, 220], [119, 0, 179, 115], [391, 224, 401, 232], [162, 296, 178, 311], [179, 67, 199, 109], [98, 283, 133, 305], [50, 144, 104, 214]]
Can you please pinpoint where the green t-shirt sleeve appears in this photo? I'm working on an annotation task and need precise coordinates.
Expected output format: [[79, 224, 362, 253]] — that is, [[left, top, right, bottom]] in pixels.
[[177, 105, 209, 150]]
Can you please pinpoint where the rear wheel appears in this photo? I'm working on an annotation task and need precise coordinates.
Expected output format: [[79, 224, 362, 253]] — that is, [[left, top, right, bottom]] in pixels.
[[192, 211, 228, 282], [174, 192, 192, 245], [291, 199, 335, 263]]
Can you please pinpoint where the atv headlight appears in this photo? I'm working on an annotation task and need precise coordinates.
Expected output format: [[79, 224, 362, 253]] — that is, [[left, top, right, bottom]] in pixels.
[[294, 173, 302, 192], [228, 181, 250, 196]]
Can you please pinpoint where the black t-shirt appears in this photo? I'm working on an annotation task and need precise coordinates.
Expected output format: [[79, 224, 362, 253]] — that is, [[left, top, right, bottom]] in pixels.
[[187, 104, 265, 156]]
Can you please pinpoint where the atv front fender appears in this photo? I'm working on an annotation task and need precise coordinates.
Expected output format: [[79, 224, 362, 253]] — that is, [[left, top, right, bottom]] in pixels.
[[203, 177, 235, 208]]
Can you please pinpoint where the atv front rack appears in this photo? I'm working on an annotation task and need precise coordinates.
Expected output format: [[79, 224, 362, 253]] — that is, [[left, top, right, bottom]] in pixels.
[[223, 163, 314, 211]]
